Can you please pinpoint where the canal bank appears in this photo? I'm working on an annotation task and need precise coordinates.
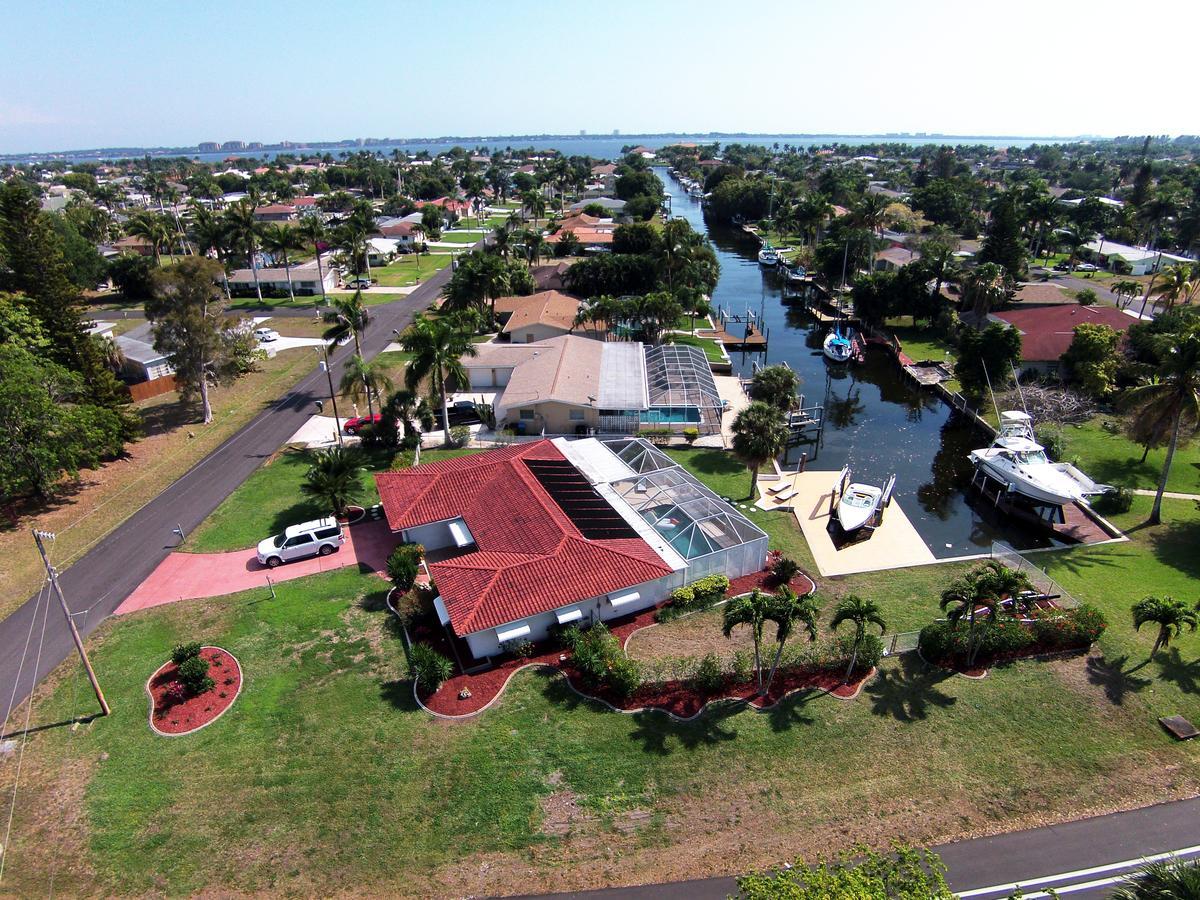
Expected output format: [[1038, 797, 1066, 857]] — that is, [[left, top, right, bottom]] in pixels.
[[656, 168, 1121, 562]]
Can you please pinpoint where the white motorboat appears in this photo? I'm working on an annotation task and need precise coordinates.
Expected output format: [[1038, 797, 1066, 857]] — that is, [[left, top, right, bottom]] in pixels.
[[822, 327, 853, 362], [969, 411, 1111, 506], [837, 482, 884, 532], [757, 245, 779, 266], [784, 264, 808, 284]]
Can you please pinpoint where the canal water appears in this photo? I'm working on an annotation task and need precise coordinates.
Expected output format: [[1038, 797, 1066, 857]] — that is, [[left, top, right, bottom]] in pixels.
[[656, 169, 1066, 557]]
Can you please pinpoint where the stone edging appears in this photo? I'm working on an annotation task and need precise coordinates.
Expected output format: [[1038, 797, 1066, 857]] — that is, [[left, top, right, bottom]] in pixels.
[[145, 646, 243, 737]]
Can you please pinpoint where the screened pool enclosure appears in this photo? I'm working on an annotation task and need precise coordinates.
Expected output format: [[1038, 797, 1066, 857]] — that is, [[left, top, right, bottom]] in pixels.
[[601, 439, 769, 579]]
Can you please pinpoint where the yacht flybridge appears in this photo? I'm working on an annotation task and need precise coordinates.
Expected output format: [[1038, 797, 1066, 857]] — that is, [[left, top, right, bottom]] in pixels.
[[969, 411, 1111, 506]]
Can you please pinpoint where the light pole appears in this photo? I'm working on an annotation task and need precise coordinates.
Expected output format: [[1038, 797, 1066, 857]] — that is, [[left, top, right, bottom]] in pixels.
[[316, 345, 345, 447]]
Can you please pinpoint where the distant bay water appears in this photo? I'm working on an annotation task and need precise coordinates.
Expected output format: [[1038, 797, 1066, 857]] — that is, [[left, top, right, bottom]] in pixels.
[[11, 133, 1050, 165]]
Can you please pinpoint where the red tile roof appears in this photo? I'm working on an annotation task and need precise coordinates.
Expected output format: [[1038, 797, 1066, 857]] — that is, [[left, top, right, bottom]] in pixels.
[[992, 304, 1135, 362], [374, 441, 670, 634]]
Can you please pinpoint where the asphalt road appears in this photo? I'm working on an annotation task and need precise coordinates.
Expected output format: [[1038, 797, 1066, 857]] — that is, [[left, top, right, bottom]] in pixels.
[[515, 796, 1200, 899], [0, 263, 453, 715]]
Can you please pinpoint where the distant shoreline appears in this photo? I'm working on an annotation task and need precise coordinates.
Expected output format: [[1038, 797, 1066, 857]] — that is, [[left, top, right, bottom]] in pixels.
[[2, 130, 1093, 164]]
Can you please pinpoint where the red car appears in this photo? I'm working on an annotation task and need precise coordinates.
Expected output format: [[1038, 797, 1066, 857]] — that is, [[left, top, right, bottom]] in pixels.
[[343, 414, 382, 435]]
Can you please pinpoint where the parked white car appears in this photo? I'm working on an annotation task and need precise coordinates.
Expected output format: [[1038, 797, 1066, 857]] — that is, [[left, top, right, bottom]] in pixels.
[[254, 327, 279, 342], [256, 518, 344, 568]]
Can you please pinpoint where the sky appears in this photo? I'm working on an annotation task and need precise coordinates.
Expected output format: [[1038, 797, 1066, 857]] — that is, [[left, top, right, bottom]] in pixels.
[[2, 0, 1197, 154]]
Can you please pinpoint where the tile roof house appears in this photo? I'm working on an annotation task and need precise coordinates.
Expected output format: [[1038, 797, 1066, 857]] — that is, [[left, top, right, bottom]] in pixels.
[[990, 303, 1136, 374], [874, 246, 921, 272], [253, 204, 298, 222], [493, 290, 582, 343], [374, 438, 767, 659], [531, 261, 573, 292]]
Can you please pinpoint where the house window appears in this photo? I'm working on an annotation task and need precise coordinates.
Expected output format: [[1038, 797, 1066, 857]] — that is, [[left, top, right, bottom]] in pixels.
[[519, 409, 536, 421], [569, 410, 585, 421]]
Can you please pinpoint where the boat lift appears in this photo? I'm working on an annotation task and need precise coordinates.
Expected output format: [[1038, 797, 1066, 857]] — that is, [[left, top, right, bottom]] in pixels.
[[828, 468, 897, 531]]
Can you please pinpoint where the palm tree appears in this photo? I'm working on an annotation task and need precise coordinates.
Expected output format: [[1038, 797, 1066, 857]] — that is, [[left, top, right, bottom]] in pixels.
[[1111, 279, 1143, 311], [125, 211, 172, 265], [1131, 596, 1199, 658], [223, 200, 264, 303], [852, 193, 890, 235], [339, 354, 393, 420], [188, 203, 232, 297], [939, 561, 1032, 667], [1122, 323, 1200, 525], [323, 291, 370, 357], [297, 216, 330, 304], [521, 189, 547, 228], [723, 589, 771, 692], [731, 401, 789, 499], [1061, 224, 1094, 272], [1148, 264, 1195, 314], [523, 230, 546, 268], [962, 261, 1009, 319], [830, 595, 887, 682], [491, 224, 512, 260], [1110, 856, 1200, 899], [762, 587, 819, 694], [260, 223, 305, 303], [299, 446, 366, 518], [400, 312, 477, 443]]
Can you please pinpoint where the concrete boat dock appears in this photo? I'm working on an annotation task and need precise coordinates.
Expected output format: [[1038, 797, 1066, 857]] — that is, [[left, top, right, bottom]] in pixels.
[[756, 470, 936, 577]]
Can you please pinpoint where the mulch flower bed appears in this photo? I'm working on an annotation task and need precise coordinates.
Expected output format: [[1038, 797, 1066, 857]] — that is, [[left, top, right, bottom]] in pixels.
[[414, 568, 869, 719], [147, 647, 242, 735], [924, 638, 1091, 677]]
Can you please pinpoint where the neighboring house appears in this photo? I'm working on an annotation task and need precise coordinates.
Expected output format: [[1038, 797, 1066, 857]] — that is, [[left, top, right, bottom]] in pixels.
[[227, 258, 337, 296], [116, 335, 173, 382], [1080, 239, 1193, 276], [867, 183, 910, 201], [367, 237, 400, 267], [494, 290, 582, 343], [113, 235, 155, 257], [376, 219, 424, 248], [415, 197, 472, 218], [373, 437, 767, 660], [989, 303, 1135, 375], [531, 261, 572, 292], [463, 335, 725, 436], [874, 246, 920, 272], [1059, 196, 1124, 210], [253, 204, 298, 222], [546, 214, 616, 249], [569, 196, 626, 215]]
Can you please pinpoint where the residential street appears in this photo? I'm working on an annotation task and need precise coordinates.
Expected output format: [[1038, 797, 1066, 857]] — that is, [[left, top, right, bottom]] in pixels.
[[0, 262, 454, 715], [517, 796, 1200, 899]]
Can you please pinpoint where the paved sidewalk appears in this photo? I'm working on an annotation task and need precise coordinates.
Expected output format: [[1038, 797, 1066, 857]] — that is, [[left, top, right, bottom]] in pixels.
[[1133, 488, 1200, 500], [115, 520, 395, 615]]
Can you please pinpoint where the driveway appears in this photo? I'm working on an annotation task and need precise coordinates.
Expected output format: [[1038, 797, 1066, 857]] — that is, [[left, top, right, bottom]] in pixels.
[[115, 519, 395, 615]]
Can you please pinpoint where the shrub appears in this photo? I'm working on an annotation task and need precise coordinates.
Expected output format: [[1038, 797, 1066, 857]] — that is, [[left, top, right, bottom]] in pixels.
[[177, 655, 214, 695], [1030, 604, 1107, 649], [171, 642, 202, 666], [448, 425, 471, 448], [771, 556, 800, 585], [669, 586, 695, 606], [162, 682, 187, 704], [503, 638, 536, 658], [1035, 427, 1065, 462], [1093, 486, 1133, 515], [569, 623, 641, 696], [692, 574, 730, 603], [408, 643, 453, 692], [693, 653, 726, 694], [836, 633, 884, 674], [549, 622, 582, 650], [394, 589, 434, 627], [387, 543, 424, 593], [607, 655, 644, 698], [731, 649, 754, 683], [682, 426, 699, 444], [975, 619, 1035, 658]]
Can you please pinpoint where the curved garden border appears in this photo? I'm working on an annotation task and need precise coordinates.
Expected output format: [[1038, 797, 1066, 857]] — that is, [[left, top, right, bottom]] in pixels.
[[411, 662, 876, 722], [145, 646, 243, 737]]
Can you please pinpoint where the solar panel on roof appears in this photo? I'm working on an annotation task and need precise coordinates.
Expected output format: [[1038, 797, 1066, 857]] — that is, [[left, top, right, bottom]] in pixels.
[[523, 459, 639, 540]]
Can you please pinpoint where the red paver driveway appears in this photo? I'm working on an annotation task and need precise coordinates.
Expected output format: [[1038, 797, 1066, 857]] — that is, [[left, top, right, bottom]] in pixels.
[[116, 520, 395, 615]]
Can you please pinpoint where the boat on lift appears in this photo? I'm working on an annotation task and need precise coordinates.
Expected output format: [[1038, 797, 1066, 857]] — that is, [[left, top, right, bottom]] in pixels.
[[969, 411, 1111, 506], [783, 263, 809, 284], [834, 469, 896, 533], [822, 325, 854, 362], [757, 244, 780, 266]]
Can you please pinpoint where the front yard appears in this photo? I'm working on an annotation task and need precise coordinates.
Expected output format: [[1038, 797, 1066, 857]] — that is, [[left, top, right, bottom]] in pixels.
[[4, 447, 1200, 897]]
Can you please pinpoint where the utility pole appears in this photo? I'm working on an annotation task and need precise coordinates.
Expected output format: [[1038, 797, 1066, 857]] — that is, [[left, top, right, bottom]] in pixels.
[[317, 345, 345, 447], [31, 530, 110, 717]]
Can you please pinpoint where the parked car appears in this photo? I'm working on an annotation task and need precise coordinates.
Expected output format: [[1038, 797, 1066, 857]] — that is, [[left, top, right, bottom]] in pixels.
[[1053, 261, 1072, 271], [253, 327, 279, 342], [346, 278, 373, 289], [256, 518, 344, 568], [343, 413, 382, 435], [447, 400, 481, 426], [1075, 262, 1099, 272]]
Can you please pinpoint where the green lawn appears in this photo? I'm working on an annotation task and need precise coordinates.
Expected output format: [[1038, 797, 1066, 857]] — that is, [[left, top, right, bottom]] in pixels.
[[436, 231, 484, 244], [373, 253, 454, 288], [664, 333, 726, 364], [1057, 416, 1200, 495], [6, 447, 1200, 896]]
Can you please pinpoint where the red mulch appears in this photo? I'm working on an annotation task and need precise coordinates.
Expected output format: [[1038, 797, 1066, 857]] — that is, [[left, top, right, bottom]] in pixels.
[[416, 563, 866, 719], [147, 647, 241, 735], [926, 638, 1090, 677]]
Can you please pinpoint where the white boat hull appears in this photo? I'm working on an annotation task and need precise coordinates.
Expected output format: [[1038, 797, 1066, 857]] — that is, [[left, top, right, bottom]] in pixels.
[[837, 484, 883, 532], [970, 450, 1091, 506], [823, 334, 852, 362]]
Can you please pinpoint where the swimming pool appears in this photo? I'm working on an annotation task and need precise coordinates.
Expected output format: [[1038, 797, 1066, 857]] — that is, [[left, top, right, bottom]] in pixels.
[[640, 503, 720, 558], [642, 407, 701, 425]]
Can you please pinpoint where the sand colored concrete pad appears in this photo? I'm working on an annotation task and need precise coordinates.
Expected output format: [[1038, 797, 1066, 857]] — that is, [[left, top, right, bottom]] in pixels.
[[756, 470, 935, 577]]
